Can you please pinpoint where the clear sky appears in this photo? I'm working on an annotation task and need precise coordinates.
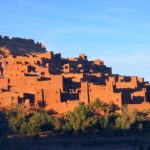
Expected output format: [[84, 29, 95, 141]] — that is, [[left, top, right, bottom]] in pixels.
[[0, 0, 150, 81]]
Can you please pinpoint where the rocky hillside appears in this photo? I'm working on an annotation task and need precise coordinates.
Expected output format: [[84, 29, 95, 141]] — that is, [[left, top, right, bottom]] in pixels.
[[0, 35, 46, 56]]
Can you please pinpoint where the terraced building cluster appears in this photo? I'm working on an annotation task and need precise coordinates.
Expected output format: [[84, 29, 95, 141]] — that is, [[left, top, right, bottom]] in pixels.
[[0, 36, 150, 114]]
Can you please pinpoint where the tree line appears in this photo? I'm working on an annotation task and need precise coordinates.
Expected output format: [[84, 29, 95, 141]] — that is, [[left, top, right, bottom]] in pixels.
[[0, 99, 150, 137]]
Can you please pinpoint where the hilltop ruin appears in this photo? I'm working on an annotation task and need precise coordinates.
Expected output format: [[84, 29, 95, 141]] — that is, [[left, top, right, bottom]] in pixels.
[[0, 36, 150, 114]]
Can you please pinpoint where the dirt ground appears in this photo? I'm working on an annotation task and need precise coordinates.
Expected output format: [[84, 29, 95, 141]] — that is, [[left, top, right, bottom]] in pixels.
[[1, 134, 150, 150]]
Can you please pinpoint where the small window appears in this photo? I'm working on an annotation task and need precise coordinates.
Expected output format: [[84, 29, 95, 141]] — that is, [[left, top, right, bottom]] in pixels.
[[65, 66, 68, 69]]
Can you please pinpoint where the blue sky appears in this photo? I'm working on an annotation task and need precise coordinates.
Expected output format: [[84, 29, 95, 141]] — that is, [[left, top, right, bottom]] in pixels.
[[0, 0, 150, 81]]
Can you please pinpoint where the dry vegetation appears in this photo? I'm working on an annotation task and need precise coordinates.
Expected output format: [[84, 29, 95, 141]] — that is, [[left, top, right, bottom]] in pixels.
[[1, 99, 150, 149]]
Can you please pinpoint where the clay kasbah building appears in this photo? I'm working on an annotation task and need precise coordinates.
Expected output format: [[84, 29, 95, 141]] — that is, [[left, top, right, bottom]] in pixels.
[[0, 35, 150, 114]]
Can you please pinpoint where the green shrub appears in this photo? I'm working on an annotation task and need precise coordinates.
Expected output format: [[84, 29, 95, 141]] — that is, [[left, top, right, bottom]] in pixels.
[[51, 117, 64, 131], [115, 105, 131, 130], [19, 122, 28, 134], [63, 103, 98, 133], [28, 111, 54, 136], [99, 113, 116, 129], [7, 105, 26, 134]]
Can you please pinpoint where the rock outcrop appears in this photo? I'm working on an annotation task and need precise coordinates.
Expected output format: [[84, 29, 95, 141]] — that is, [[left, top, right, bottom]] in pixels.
[[0, 35, 46, 56]]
